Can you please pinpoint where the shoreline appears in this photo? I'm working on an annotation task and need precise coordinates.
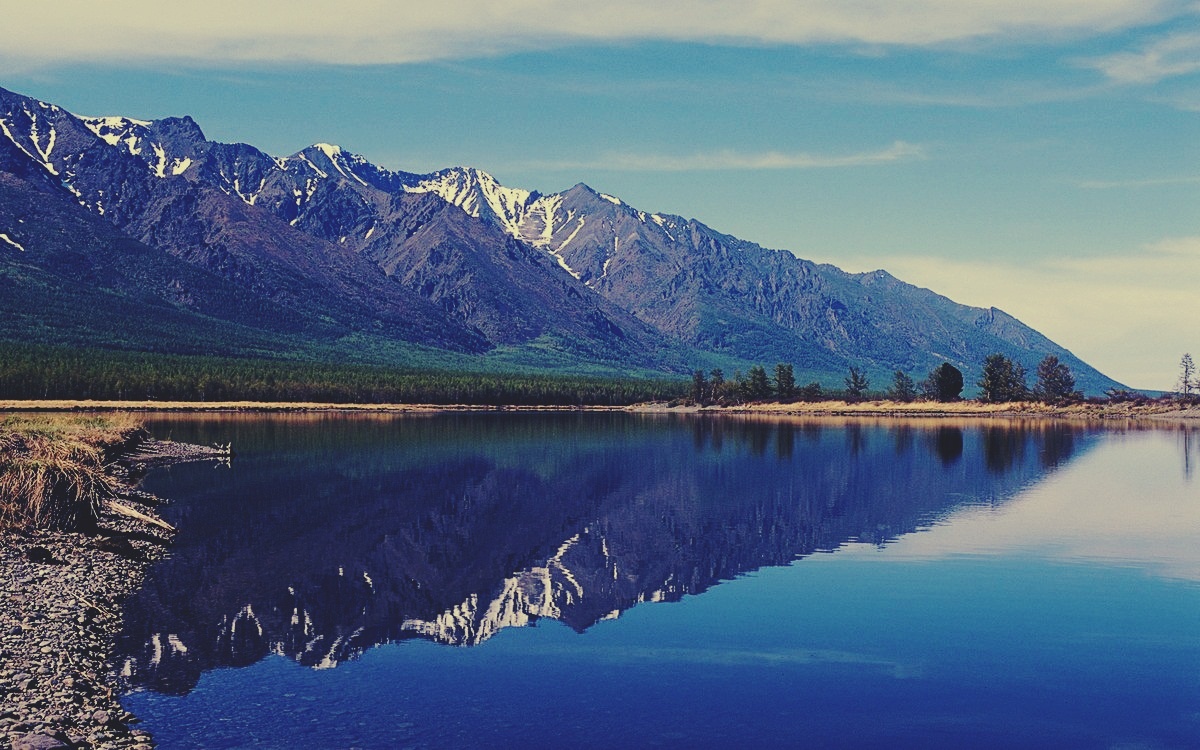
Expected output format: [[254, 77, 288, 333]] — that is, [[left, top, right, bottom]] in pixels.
[[1, 398, 1197, 421], [651, 400, 1200, 421], [1, 438, 224, 750], [1, 401, 1193, 747]]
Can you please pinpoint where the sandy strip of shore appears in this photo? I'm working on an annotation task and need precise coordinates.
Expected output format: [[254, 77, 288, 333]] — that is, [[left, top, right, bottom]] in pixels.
[[651, 400, 1200, 421], [1, 398, 1198, 420]]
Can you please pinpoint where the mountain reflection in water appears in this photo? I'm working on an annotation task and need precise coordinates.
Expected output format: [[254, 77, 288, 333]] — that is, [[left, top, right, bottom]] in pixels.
[[118, 414, 1095, 695]]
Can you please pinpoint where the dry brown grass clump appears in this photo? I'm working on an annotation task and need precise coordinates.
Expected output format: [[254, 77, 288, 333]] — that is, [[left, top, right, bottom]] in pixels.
[[0, 414, 144, 531]]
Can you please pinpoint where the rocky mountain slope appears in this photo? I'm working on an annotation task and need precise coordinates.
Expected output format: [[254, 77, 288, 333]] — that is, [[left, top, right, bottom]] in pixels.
[[0, 85, 1124, 392]]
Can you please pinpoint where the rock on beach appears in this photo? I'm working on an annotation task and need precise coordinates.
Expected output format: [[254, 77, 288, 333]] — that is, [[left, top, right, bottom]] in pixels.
[[2, 436, 223, 749]]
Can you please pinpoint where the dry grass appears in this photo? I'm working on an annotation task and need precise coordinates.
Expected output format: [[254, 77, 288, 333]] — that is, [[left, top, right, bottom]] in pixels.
[[0, 413, 144, 531], [638, 398, 1200, 421]]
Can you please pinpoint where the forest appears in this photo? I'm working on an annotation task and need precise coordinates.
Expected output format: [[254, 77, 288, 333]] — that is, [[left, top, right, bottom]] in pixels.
[[0, 343, 686, 406]]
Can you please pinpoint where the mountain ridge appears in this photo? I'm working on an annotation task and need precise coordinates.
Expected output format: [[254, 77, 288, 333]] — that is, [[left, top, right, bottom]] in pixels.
[[0, 85, 1125, 393]]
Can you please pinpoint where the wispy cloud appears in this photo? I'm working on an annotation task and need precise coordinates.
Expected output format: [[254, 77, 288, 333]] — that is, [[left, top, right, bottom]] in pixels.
[[843, 236, 1200, 390], [529, 141, 925, 172], [1076, 174, 1200, 188], [1079, 29, 1200, 83], [0, 1, 1185, 68]]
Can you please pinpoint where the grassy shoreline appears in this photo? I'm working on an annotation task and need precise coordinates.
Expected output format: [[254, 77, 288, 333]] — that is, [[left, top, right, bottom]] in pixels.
[[0, 413, 145, 531]]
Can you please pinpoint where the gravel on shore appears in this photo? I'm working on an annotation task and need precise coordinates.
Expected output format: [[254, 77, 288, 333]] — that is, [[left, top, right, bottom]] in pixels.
[[1, 439, 226, 750]]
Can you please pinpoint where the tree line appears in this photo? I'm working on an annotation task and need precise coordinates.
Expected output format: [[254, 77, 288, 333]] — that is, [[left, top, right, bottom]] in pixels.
[[689, 353, 1088, 406], [0, 343, 686, 406]]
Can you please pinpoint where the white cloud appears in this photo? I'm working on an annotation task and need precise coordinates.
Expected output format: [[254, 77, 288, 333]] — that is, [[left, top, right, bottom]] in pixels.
[[841, 236, 1200, 391], [0, 1, 1186, 68], [528, 141, 925, 172], [1080, 30, 1200, 83]]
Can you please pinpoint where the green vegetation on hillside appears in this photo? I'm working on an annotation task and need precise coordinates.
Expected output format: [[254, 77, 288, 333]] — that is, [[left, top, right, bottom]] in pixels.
[[0, 343, 686, 406]]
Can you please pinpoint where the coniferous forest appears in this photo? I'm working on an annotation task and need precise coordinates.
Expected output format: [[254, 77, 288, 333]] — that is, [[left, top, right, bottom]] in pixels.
[[0, 343, 686, 406]]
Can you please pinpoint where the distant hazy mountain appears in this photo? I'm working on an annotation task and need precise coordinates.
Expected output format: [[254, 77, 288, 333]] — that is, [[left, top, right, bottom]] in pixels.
[[0, 86, 1124, 392]]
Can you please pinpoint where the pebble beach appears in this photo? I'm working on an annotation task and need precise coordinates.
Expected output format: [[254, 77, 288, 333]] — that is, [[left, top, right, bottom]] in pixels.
[[1, 436, 226, 750]]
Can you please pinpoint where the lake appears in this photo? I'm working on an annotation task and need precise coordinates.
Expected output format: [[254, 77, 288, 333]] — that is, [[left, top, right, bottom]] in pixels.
[[118, 413, 1200, 749]]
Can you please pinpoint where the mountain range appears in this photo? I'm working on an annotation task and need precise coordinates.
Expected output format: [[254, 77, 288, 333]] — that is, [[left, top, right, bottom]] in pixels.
[[0, 86, 1123, 393]]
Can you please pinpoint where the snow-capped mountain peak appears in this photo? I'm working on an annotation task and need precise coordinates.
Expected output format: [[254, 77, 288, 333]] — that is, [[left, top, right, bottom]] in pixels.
[[302, 143, 372, 187], [312, 142, 342, 159], [404, 166, 534, 237], [81, 116, 153, 153], [80, 115, 198, 178]]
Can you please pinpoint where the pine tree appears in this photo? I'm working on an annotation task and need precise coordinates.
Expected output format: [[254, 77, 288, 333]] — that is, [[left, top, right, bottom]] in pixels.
[[1033, 355, 1079, 404], [746, 365, 772, 400], [886, 370, 917, 402], [1179, 353, 1196, 397], [978, 354, 1028, 403], [845, 367, 870, 402], [773, 363, 796, 400], [691, 369, 708, 403]]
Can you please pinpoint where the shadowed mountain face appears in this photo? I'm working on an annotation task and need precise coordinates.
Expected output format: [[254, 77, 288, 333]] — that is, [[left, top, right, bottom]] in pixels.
[[0, 91, 486, 357], [115, 414, 1096, 695], [0, 85, 1123, 389]]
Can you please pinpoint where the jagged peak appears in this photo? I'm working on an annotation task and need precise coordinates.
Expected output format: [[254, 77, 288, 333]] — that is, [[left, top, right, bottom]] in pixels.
[[150, 115, 206, 144], [80, 116, 153, 151], [292, 143, 404, 190], [405, 166, 534, 236], [81, 115, 153, 131], [78, 114, 204, 178], [560, 182, 628, 210], [413, 165, 511, 194], [80, 114, 205, 147]]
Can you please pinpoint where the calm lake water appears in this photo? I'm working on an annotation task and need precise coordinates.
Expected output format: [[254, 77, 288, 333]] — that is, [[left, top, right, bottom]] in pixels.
[[119, 413, 1200, 749]]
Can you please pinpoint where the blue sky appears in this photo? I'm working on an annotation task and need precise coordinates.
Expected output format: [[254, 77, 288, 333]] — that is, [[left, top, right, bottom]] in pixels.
[[3, 1, 1198, 389]]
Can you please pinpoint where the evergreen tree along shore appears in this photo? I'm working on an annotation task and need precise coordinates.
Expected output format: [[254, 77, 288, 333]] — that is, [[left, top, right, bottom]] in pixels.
[[683, 355, 1195, 411]]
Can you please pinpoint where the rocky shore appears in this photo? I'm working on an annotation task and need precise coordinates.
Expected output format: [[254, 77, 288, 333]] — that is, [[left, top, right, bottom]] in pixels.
[[1, 439, 226, 750]]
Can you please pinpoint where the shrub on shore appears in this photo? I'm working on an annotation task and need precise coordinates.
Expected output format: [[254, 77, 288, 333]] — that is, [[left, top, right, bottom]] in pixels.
[[0, 414, 142, 531]]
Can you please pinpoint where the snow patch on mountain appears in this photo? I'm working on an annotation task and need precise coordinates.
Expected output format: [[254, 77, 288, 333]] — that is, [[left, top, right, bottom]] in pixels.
[[297, 152, 327, 180], [313, 143, 341, 160], [553, 252, 581, 280], [27, 116, 56, 171], [308, 143, 370, 187], [150, 144, 169, 178], [81, 116, 152, 156], [0, 233, 26, 252], [516, 193, 562, 247], [405, 167, 533, 237], [0, 118, 37, 164], [0, 111, 59, 175], [557, 216, 586, 252]]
